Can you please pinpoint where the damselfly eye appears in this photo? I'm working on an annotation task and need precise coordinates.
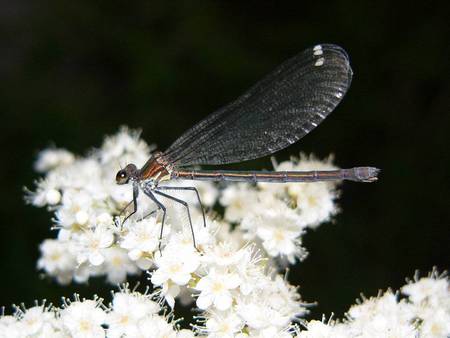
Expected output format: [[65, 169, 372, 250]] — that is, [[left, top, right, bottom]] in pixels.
[[116, 170, 129, 184]]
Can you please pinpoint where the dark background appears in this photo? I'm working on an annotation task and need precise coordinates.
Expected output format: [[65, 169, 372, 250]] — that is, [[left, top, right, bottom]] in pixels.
[[1, 0, 448, 322]]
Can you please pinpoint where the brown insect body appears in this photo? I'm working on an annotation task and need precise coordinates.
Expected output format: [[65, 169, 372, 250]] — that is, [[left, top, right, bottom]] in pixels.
[[139, 152, 173, 184]]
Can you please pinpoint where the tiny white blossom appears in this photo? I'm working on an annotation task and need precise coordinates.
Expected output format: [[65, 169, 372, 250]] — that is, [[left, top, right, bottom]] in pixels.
[[159, 281, 181, 309], [151, 242, 200, 287], [26, 176, 62, 207], [19, 305, 54, 337], [102, 246, 140, 284], [195, 311, 243, 338], [35, 148, 75, 173], [120, 217, 162, 261], [236, 275, 306, 331], [220, 183, 259, 222], [195, 268, 241, 311], [177, 329, 196, 338], [60, 299, 106, 338], [107, 291, 160, 338], [297, 320, 347, 338], [401, 275, 449, 306], [136, 315, 177, 338], [99, 126, 151, 166], [294, 182, 337, 228], [202, 241, 246, 267], [75, 226, 114, 266], [37, 239, 78, 284], [241, 207, 305, 262]]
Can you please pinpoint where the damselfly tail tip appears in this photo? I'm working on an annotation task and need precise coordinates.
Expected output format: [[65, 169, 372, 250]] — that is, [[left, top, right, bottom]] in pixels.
[[350, 167, 381, 183]]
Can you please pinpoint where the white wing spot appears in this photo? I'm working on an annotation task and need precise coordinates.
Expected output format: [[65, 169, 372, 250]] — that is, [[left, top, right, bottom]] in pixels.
[[335, 92, 343, 98], [313, 45, 323, 55], [315, 57, 324, 66]]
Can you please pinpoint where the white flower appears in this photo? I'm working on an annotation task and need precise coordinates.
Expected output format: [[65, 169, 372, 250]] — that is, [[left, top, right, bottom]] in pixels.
[[201, 311, 244, 338], [35, 148, 75, 173], [234, 246, 267, 296], [418, 307, 450, 338], [26, 176, 62, 207], [401, 275, 449, 306], [220, 183, 259, 222], [136, 315, 177, 338], [60, 299, 106, 338], [107, 291, 160, 338], [249, 325, 296, 338], [177, 329, 195, 338], [102, 246, 140, 284], [151, 243, 200, 287], [37, 239, 78, 283], [100, 126, 151, 166], [298, 320, 346, 338], [241, 207, 305, 262], [202, 241, 246, 267], [56, 190, 95, 229], [159, 281, 181, 309], [75, 226, 114, 266], [19, 305, 54, 336], [0, 315, 25, 338], [236, 275, 305, 331], [195, 268, 241, 311], [294, 182, 338, 228], [120, 217, 162, 261]]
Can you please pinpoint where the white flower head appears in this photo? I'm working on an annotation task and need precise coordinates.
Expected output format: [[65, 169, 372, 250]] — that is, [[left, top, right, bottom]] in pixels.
[[401, 274, 449, 306], [220, 183, 259, 223], [102, 246, 140, 284], [120, 217, 163, 262], [34, 148, 75, 173], [137, 315, 177, 338], [241, 205, 306, 262], [295, 182, 338, 228], [195, 267, 241, 311], [37, 239, 78, 284], [60, 298, 106, 338], [75, 225, 114, 266], [107, 289, 160, 337], [100, 126, 152, 166], [151, 241, 200, 287], [200, 311, 244, 338]]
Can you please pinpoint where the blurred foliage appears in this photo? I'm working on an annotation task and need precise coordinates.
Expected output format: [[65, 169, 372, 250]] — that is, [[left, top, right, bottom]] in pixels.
[[0, 0, 448, 322]]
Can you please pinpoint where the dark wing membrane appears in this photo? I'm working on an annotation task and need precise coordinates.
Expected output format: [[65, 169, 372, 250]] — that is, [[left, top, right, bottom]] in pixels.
[[164, 44, 352, 166]]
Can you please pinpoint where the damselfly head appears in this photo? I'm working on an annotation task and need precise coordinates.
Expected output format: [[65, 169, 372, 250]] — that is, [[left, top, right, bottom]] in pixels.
[[116, 163, 138, 185]]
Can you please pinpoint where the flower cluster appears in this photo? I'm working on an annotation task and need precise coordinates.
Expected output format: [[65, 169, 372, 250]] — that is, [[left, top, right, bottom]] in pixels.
[[26, 128, 338, 335], [298, 270, 450, 338], [0, 287, 193, 338], [1, 272, 448, 337], [18, 128, 449, 337]]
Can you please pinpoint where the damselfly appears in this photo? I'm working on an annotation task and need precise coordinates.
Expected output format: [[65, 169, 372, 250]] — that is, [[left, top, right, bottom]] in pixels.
[[116, 44, 380, 249]]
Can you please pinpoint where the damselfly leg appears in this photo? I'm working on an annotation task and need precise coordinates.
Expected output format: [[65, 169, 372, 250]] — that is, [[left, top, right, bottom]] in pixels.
[[121, 184, 139, 226], [156, 186, 207, 228], [142, 187, 167, 252], [153, 189, 198, 251]]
